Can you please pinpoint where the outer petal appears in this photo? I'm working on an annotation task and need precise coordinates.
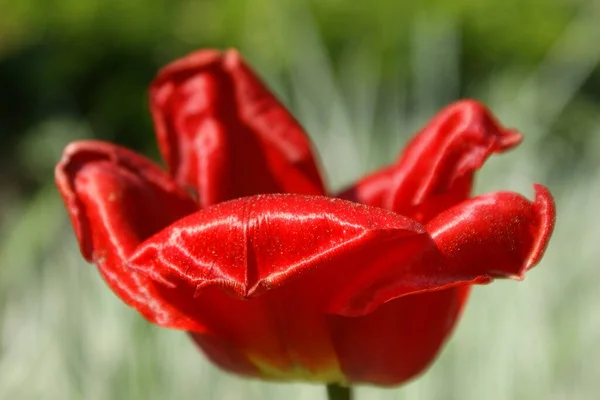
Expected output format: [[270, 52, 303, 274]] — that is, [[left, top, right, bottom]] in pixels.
[[127, 194, 429, 302], [128, 188, 553, 382], [129, 185, 554, 319], [327, 187, 554, 316], [339, 100, 523, 222], [189, 332, 261, 377], [328, 286, 471, 385], [150, 49, 326, 206], [329, 185, 554, 385], [128, 194, 434, 380], [425, 184, 556, 279], [55, 140, 203, 331]]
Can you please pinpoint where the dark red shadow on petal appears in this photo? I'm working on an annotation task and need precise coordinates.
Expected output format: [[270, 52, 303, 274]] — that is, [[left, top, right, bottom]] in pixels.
[[189, 332, 261, 377], [149, 274, 345, 380], [328, 286, 470, 385]]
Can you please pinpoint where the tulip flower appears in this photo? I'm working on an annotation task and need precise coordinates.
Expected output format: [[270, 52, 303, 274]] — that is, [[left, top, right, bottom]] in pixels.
[[55, 49, 555, 398]]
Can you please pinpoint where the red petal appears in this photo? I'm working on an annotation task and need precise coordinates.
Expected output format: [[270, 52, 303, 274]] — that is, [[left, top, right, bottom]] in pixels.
[[426, 184, 556, 279], [150, 49, 326, 206], [339, 100, 522, 222], [130, 186, 554, 317], [182, 289, 295, 378], [328, 187, 555, 385], [128, 188, 554, 381], [189, 332, 260, 377], [127, 195, 432, 380], [148, 283, 343, 380], [328, 286, 470, 385], [128, 194, 428, 300], [326, 185, 555, 316], [55, 141, 203, 330]]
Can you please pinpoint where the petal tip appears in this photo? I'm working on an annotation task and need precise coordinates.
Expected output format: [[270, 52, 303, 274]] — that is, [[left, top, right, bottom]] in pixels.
[[496, 128, 523, 151], [223, 48, 241, 64], [152, 49, 223, 86], [56, 140, 104, 167], [526, 184, 556, 270], [447, 99, 523, 152], [222, 49, 245, 73], [55, 140, 111, 261], [509, 272, 526, 281]]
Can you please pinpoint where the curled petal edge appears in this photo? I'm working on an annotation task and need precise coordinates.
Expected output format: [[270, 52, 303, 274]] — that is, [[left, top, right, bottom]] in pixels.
[[55, 140, 205, 332], [127, 187, 555, 319], [328, 184, 555, 316]]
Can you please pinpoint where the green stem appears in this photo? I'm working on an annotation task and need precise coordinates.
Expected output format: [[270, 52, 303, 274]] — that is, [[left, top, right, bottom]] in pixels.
[[326, 384, 352, 400]]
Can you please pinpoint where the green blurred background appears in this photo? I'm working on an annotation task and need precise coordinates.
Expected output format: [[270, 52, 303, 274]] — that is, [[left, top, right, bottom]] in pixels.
[[1, 0, 599, 399]]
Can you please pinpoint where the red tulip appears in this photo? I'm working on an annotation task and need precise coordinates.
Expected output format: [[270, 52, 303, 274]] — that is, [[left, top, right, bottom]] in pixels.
[[55, 49, 555, 386]]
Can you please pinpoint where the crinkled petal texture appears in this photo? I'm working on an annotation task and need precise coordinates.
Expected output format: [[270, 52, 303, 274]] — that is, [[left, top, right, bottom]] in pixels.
[[127, 187, 554, 385], [150, 49, 326, 207]]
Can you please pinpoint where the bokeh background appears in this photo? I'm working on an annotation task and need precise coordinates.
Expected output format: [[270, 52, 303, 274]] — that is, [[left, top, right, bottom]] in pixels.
[[1, 0, 599, 399]]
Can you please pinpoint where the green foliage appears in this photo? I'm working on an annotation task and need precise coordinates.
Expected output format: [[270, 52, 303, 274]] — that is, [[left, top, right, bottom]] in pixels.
[[0, 0, 595, 166]]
